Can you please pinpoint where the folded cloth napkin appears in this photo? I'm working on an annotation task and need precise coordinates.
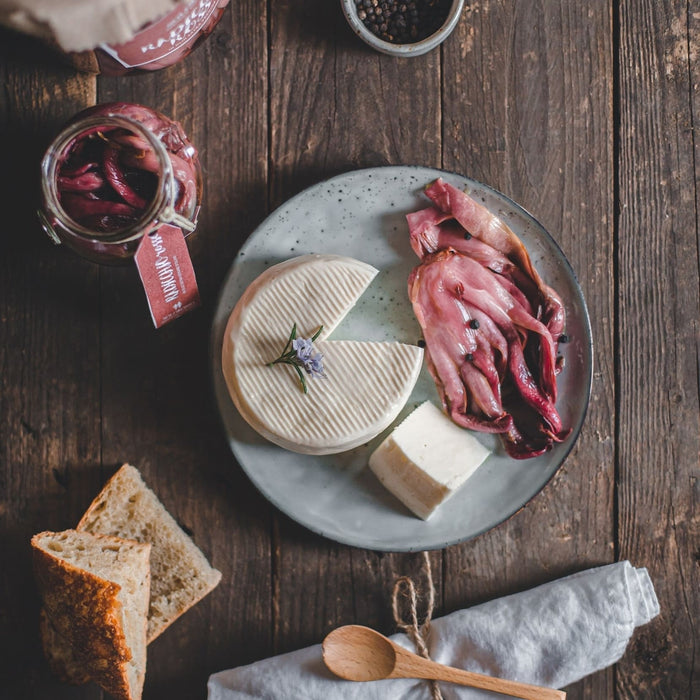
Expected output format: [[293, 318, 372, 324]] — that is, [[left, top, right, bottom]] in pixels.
[[209, 561, 658, 699]]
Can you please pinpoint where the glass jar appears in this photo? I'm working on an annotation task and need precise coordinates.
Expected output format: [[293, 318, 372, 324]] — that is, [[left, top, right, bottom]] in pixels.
[[39, 103, 201, 265], [70, 0, 231, 75], [64, 0, 229, 75]]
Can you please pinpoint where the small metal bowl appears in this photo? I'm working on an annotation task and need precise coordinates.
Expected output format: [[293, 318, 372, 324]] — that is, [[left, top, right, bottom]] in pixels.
[[341, 0, 464, 57]]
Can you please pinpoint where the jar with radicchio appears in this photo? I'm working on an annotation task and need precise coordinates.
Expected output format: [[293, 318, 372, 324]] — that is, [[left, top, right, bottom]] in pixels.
[[39, 103, 202, 326], [40, 102, 200, 264]]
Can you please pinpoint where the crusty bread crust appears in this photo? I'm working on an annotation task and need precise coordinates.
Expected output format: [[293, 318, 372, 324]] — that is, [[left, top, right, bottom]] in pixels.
[[32, 531, 149, 700], [39, 608, 90, 685]]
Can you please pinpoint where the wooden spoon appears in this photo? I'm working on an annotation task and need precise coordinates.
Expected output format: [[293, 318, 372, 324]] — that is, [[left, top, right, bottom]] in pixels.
[[322, 625, 566, 700]]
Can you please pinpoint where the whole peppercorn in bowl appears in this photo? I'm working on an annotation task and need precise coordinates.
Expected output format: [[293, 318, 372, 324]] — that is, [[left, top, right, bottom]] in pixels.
[[341, 0, 464, 56]]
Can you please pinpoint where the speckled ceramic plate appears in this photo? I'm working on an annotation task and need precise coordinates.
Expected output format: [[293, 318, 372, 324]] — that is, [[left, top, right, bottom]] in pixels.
[[211, 166, 592, 551]]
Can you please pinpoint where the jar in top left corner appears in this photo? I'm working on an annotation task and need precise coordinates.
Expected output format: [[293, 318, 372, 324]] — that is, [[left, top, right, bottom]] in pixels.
[[70, 0, 231, 75]]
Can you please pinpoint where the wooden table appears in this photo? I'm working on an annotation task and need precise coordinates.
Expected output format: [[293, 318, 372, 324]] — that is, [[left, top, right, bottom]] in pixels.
[[1, 2, 697, 698]]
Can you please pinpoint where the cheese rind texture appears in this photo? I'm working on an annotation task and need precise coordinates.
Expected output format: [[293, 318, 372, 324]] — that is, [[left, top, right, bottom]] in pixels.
[[369, 401, 491, 519], [222, 254, 424, 455]]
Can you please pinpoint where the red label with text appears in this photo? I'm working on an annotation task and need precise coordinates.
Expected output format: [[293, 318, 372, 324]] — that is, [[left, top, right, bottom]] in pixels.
[[135, 224, 200, 328], [99, 0, 223, 69]]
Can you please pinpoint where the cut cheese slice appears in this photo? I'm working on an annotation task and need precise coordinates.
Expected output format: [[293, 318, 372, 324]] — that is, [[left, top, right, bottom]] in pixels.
[[222, 254, 424, 455], [369, 401, 491, 519]]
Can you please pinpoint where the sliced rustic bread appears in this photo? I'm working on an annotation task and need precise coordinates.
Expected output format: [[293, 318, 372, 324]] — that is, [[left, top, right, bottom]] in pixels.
[[77, 464, 222, 641], [32, 530, 150, 700]]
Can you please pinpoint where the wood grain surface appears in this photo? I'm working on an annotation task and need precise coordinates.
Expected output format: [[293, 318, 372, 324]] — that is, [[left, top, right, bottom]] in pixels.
[[616, 1, 699, 697], [0, 1, 697, 699]]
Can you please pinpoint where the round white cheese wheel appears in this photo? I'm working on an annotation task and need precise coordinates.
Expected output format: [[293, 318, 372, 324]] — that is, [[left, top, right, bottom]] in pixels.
[[222, 254, 424, 455]]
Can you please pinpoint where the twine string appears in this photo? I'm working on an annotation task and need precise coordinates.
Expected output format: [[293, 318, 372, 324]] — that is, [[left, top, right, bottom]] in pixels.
[[159, 205, 197, 232], [391, 551, 443, 700]]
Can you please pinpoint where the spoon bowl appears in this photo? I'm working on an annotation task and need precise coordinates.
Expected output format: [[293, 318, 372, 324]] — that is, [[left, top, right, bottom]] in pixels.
[[322, 625, 566, 700], [323, 625, 397, 681]]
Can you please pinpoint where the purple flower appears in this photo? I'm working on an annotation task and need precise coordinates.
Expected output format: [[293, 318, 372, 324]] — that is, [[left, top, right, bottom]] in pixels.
[[292, 337, 325, 378], [267, 324, 326, 394]]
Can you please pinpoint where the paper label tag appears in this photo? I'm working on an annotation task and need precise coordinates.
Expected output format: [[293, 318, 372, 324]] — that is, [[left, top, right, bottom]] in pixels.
[[98, 0, 221, 69], [135, 224, 200, 328]]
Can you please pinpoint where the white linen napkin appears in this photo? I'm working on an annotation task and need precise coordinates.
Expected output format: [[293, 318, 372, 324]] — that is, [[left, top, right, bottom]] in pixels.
[[208, 561, 658, 699]]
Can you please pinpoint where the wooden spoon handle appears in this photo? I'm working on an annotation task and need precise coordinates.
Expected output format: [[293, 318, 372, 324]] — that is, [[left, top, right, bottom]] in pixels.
[[429, 666, 565, 700], [393, 651, 566, 700]]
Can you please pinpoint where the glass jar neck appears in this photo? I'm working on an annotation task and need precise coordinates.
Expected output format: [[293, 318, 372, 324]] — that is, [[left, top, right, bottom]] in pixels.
[[41, 113, 176, 244]]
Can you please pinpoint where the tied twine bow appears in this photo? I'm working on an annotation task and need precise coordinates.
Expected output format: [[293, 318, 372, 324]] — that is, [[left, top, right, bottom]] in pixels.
[[391, 551, 443, 700]]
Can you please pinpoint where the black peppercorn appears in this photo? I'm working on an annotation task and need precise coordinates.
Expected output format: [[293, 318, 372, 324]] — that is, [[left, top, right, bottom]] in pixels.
[[465, 352, 474, 361], [559, 333, 570, 343], [353, 0, 452, 44], [464, 232, 472, 240], [469, 319, 480, 330]]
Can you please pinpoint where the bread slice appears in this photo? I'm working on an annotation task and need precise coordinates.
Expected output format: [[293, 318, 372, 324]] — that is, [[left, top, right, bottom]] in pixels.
[[32, 530, 150, 700], [77, 464, 222, 642]]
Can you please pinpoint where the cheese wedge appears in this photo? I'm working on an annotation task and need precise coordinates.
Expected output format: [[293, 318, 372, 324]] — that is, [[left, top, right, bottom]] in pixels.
[[369, 401, 491, 519], [222, 254, 424, 455]]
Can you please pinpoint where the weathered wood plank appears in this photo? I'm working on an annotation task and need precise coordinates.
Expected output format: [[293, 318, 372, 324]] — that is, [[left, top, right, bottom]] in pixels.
[[0, 29, 101, 700], [616, 1, 699, 697], [95, 3, 270, 697], [269, 0, 443, 207], [269, 0, 444, 659], [441, 2, 616, 698]]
